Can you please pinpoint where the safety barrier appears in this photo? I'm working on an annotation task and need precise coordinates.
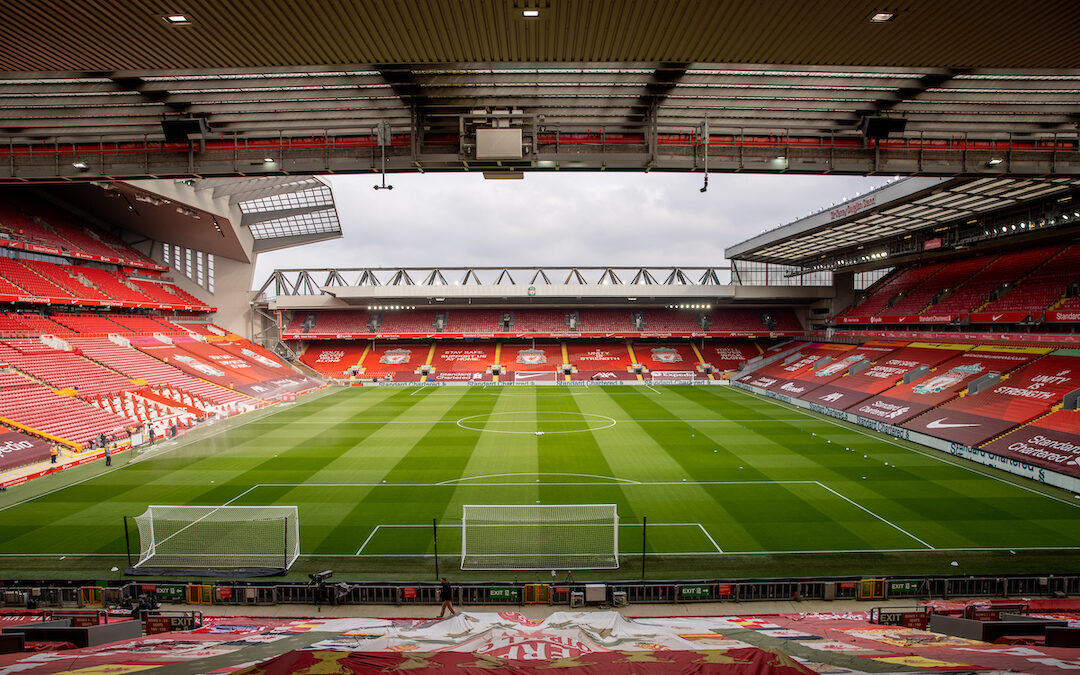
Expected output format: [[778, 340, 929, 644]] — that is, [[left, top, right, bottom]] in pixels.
[[1, 574, 1077, 609]]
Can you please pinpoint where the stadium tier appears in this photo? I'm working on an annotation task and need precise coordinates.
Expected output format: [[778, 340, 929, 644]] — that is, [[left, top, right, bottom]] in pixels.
[[284, 307, 805, 339], [565, 341, 636, 380], [888, 256, 992, 316], [359, 342, 431, 380], [926, 245, 1058, 315], [981, 243, 1080, 315], [503, 308, 569, 333], [800, 342, 968, 410], [445, 308, 506, 334], [836, 241, 1080, 326], [772, 340, 908, 397], [841, 262, 946, 317], [299, 340, 368, 376], [429, 342, 497, 382], [633, 341, 704, 379], [0, 371, 133, 447], [0, 197, 164, 270], [736, 342, 859, 391], [903, 352, 1080, 446], [851, 345, 1045, 425], [698, 339, 763, 371], [501, 342, 564, 382], [639, 309, 703, 332], [0, 312, 72, 336], [0, 311, 318, 455]]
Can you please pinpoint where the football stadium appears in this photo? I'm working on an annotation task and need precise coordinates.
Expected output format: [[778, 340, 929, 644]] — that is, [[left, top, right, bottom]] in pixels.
[[0, 1, 1080, 672]]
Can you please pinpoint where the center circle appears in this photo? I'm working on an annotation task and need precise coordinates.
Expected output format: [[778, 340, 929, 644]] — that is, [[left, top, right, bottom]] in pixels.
[[456, 411, 617, 435]]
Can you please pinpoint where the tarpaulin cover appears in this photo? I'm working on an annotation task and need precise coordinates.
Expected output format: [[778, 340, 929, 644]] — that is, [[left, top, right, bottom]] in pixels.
[[0, 426, 51, 472], [300, 341, 367, 376], [736, 343, 855, 391], [361, 343, 430, 372], [634, 342, 701, 372], [850, 346, 1043, 425], [700, 340, 760, 370], [904, 353, 1080, 446], [566, 342, 632, 371], [232, 647, 815, 674], [432, 343, 497, 371], [981, 409, 1080, 477], [797, 343, 967, 410]]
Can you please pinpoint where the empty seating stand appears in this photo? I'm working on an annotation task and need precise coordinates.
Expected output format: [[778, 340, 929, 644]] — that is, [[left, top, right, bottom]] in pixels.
[[0, 372, 133, 447], [0, 339, 134, 397]]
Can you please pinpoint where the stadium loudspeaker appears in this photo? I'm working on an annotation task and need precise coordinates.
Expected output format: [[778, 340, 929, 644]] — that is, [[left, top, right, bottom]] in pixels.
[[860, 116, 907, 139], [161, 117, 209, 143]]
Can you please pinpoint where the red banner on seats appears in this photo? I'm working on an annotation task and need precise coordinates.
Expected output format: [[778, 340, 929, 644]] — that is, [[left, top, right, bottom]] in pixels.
[[903, 354, 1080, 446], [981, 410, 1080, 477], [0, 428, 51, 472]]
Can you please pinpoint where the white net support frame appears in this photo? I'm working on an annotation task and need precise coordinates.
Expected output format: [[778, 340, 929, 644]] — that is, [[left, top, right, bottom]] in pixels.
[[132, 505, 300, 571], [461, 503, 619, 570]]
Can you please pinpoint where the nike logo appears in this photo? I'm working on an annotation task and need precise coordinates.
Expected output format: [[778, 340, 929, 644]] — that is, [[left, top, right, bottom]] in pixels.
[[925, 418, 980, 429], [992, 314, 1004, 321], [515, 372, 548, 379]]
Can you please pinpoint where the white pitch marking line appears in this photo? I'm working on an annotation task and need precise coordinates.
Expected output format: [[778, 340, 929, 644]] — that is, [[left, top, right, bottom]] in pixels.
[[285, 418, 810, 424], [814, 481, 935, 550], [355, 525, 381, 555], [728, 386, 1080, 511], [409, 387, 426, 396], [8, 542, 1080, 557], [645, 384, 662, 395], [698, 523, 724, 553], [438, 472, 641, 485]]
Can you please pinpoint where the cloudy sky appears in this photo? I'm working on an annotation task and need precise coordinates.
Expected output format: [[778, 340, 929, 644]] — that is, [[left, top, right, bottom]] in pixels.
[[252, 172, 894, 286]]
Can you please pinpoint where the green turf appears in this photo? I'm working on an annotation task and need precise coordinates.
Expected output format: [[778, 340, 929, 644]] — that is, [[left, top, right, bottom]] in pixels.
[[0, 384, 1078, 582]]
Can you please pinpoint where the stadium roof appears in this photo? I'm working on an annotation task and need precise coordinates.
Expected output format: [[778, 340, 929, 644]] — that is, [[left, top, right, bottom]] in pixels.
[[4, 0, 1079, 71], [262, 266, 831, 308], [0, 1, 1078, 181], [726, 175, 1080, 266], [195, 176, 343, 252]]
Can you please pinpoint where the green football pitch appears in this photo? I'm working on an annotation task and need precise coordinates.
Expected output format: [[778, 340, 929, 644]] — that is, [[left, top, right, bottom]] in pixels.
[[1, 384, 1078, 581]]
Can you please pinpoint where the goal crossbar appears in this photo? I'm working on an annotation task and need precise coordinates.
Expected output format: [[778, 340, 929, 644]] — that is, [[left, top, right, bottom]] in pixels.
[[129, 505, 300, 577], [461, 503, 619, 571]]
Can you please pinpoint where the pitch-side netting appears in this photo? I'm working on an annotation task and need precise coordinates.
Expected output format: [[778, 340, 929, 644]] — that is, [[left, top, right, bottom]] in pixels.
[[461, 504, 619, 570], [132, 505, 300, 572]]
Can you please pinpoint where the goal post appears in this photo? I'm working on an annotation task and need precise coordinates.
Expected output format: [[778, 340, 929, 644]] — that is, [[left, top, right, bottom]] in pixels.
[[461, 504, 619, 570], [128, 505, 300, 576]]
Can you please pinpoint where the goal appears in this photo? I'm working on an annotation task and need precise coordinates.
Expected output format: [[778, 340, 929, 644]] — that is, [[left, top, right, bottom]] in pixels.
[[129, 505, 300, 576], [460, 504, 619, 570]]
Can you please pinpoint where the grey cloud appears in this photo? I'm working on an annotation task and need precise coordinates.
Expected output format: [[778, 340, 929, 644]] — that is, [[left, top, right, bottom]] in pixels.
[[252, 172, 892, 287]]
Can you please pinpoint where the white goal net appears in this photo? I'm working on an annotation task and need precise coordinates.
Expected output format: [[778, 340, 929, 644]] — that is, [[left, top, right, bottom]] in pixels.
[[132, 505, 300, 572], [461, 504, 619, 570]]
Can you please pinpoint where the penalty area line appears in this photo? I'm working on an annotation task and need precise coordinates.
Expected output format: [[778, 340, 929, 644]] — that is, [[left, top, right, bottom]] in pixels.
[[815, 481, 934, 550], [727, 386, 1080, 511]]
